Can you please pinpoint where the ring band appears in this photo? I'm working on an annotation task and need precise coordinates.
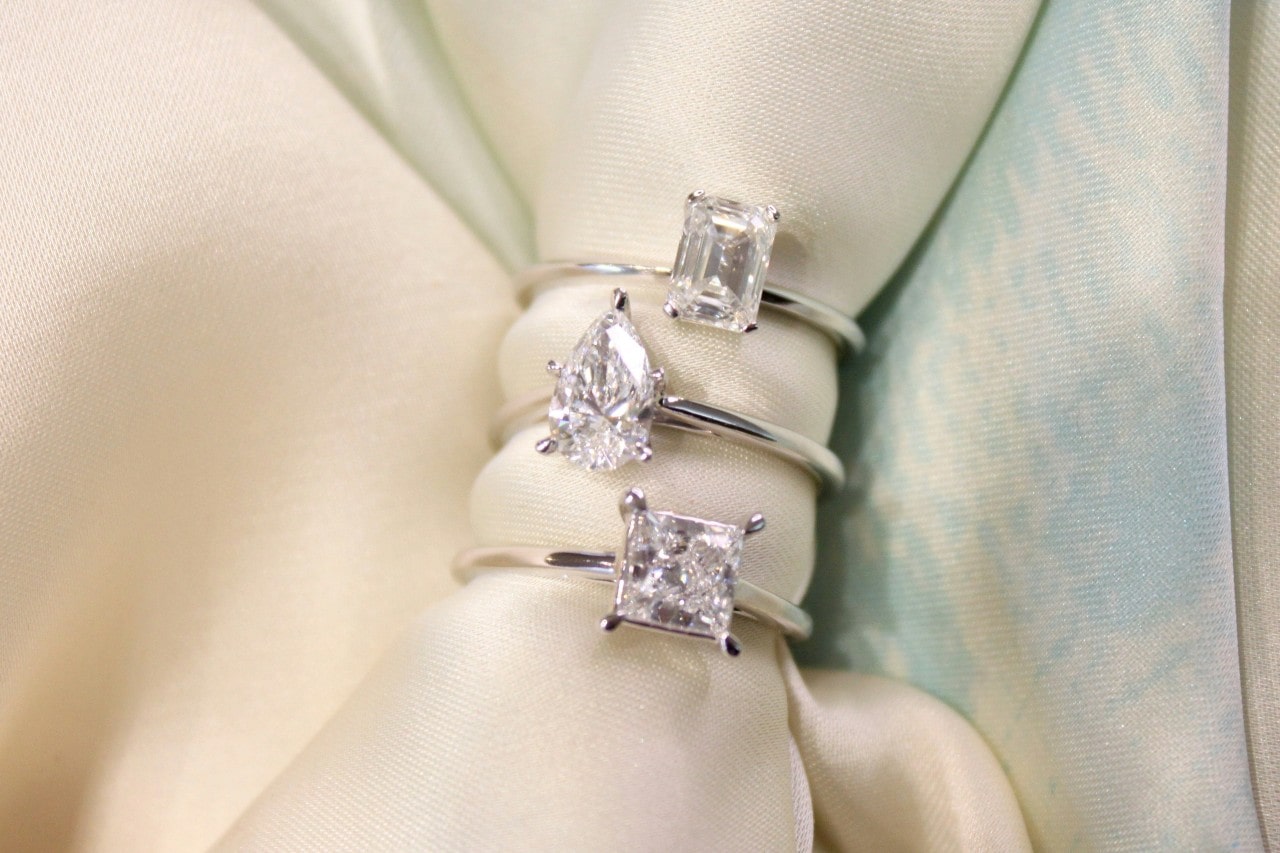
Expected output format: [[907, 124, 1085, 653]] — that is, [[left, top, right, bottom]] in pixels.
[[453, 487, 812, 656], [516, 261, 865, 353], [494, 388, 844, 490], [497, 288, 844, 490], [512, 191, 864, 353]]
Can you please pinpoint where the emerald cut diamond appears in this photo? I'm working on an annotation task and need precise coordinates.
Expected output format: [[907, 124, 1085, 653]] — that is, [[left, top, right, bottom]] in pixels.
[[543, 292, 660, 471], [666, 192, 779, 333]]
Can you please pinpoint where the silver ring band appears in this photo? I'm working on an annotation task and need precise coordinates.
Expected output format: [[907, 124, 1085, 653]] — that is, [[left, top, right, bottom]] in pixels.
[[494, 388, 845, 490], [516, 261, 865, 353], [454, 547, 811, 641]]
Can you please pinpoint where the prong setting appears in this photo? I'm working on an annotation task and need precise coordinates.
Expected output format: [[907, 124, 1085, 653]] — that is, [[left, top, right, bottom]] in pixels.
[[535, 436, 558, 455], [668, 194, 777, 333], [601, 612, 623, 632], [619, 486, 647, 517], [744, 512, 766, 535], [612, 490, 743, 650], [612, 287, 630, 314], [688, 189, 706, 202], [719, 635, 742, 657], [663, 301, 680, 319], [543, 292, 660, 471]]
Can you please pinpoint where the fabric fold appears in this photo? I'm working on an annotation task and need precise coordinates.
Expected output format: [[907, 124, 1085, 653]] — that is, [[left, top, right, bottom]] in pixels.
[[785, 656, 1031, 852], [220, 1, 1042, 849], [2, 0, 1055, 849]]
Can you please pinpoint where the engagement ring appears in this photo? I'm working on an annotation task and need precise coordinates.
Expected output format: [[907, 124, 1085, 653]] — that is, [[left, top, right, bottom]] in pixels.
[[493, 289, 844, 489], [453, 487, 811, 656], [515, 191, 865, 352]]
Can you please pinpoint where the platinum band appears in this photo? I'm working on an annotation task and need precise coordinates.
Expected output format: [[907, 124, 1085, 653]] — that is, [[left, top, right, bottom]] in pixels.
[[494, 388, 845, 490], [453, 546, 812, 640], [515, 262, 866, 353]]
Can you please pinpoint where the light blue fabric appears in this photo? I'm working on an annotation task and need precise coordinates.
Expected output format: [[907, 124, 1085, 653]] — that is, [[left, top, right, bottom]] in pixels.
[[798, 1, 1260, 848]]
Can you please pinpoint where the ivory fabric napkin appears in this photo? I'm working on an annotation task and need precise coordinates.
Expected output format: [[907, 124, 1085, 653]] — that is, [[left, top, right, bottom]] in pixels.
[[0, 0, 1273, 851], [223, 0, 1038, 849]]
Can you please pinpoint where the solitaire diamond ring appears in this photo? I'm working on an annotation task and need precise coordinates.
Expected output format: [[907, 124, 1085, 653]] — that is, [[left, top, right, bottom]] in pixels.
[[492, 289, 844, 489], [453, 487, 811, 655], [515, 191, 865, 352]]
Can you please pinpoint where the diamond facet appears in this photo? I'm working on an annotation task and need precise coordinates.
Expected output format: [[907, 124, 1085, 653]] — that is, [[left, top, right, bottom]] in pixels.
[[548, 307, 657, 471], [615, 507, 741, 639], [668, 194, 778, 332]]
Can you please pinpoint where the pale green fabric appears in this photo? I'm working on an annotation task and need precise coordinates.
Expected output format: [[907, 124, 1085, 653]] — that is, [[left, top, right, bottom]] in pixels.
[[800, 2, 1261, 849]]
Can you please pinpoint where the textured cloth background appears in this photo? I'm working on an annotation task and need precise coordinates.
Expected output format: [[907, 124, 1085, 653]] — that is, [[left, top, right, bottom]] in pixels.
[[1226, 1, 1280, 847], [0, 0, 1272, 850], [798, 2, 1264, 849]]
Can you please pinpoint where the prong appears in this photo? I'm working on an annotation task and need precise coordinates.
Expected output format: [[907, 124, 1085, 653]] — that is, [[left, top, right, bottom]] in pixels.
[[744, 512, 766, 535], [688, 189, 706, 203], [719, 635, 742, 657], [601, 612, 623, 632], [619, 487, 647, 517], [612, 288, 629, 314], [743, 322, 759, 333], [535, 436, 558, 455], [649, 366, 665, 389], [663, 301, 680, 319], [765, 204, 781, 222], [546, 360, 562, 375], [637, 443, 654, 462]]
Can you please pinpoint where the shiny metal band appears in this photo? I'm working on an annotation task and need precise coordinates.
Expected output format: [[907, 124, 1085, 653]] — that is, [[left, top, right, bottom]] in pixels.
[[515, 262, 865, 353], [493, 389, 845, 491], [453, 546, 812, 640]]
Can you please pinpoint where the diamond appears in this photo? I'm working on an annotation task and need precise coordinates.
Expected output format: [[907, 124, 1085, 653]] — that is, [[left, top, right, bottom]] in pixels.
[[667, 193, 778, 333], [615, 506, 741, 640], [547, 303, 658, 471]]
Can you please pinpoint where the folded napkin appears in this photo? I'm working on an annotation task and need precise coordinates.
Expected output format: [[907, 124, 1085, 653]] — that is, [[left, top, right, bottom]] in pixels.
[[2, 0, 1270, 850]]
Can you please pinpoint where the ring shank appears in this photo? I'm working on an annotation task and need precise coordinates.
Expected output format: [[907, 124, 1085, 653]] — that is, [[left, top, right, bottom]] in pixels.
[[515, 262, 865, 353], [454, 546, 813, 640], [492, 391, 844, 490]]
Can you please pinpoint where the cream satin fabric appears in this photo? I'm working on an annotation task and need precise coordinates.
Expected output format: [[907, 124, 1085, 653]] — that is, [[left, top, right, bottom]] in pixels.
[[7, 0, 1266, 851], [0, 2, 515, 848], [224, 0, 1038, 848], [0, 2, 1036, 849], [0, 1, 1035, 849]]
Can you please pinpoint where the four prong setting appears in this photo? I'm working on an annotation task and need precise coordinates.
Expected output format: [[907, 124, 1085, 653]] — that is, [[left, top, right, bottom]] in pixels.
[[668, 192, 779, 333], [601, 487, 760, 656]]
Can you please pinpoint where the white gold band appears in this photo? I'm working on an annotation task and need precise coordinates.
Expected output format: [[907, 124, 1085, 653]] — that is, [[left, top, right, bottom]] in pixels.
[[515, 261, 866, 353], [453, 547, 811, 642], [493, 389, 845, 490]]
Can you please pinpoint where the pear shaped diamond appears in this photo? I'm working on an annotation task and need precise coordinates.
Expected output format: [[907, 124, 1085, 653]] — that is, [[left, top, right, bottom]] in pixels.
[[547, 302, 658, 471]]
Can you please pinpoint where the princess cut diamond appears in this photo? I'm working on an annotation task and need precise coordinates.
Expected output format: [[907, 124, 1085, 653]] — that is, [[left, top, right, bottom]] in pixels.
[[615, 506, 741, 640], [667, 193, 778, 333]]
